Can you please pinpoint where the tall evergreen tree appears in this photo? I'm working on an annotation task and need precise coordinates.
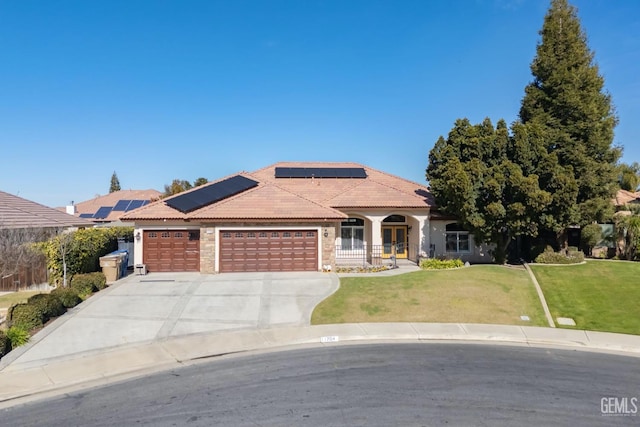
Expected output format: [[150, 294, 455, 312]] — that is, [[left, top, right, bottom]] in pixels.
[[109, 171, 121, 193], [427, 118, 551, 263], [519, 0, 619, 236]]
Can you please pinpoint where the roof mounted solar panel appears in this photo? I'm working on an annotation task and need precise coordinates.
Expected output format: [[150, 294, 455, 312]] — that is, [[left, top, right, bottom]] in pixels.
[[126, 200, 145, 211], [79, 213, 94, 218], [93, 206, 113, 219], [113, 200, 132, 211], [165, 175, 259, 213], [275, 167, 366, 179]]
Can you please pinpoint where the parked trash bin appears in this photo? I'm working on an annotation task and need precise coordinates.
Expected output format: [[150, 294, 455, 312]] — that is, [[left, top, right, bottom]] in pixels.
[[99, 255, 121, 283], [100, 250, 129, 282]]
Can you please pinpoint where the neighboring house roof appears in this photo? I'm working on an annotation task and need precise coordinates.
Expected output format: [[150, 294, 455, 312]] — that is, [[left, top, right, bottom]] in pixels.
[[72, 189, 162, 222], [0, 190, 92, 229], [122, 162, 433, 222], [614, 189, 640, 207]]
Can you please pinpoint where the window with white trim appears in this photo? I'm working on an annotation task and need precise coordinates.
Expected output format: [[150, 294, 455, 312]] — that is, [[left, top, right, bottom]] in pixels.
[[340, 218, 364, 250], [445, 223, 470, 253]]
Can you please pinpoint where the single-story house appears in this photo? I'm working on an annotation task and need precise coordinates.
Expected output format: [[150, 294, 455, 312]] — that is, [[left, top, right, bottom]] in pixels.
[[66, 189, 162, 224], [121, 162, 491, 273]]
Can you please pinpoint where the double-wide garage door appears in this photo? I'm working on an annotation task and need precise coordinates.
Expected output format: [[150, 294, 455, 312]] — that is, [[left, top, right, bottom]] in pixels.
[[220, 230, 318, 273], [143, 230, 200, 272]]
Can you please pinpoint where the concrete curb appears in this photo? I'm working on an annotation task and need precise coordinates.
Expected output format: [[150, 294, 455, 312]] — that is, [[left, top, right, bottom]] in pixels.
[[1, 323, 640, 405]]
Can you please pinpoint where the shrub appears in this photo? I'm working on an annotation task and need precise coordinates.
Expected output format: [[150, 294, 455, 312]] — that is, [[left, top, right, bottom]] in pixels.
[[27, 293, 66, 322], [38, 227, 133, 286], [8, 303, 44, 331], [420, 258, 465, 270], [51, 286, 83, 308], [534, 248, 584, 264], [6, 326, 30, 348], [70, 272, 107, 297], [0, 330, 10, 358]]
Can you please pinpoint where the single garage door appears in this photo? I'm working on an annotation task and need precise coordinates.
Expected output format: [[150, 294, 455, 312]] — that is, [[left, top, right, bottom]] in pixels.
[[143, 230, 200, 272], [219, 230, 318, 273]]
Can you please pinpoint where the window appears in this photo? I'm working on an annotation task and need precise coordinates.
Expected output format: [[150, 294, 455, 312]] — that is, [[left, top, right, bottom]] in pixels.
[[148, 232, 157, 238], [383, 215, 406, 223], [174, 232, 183, 238], [235, 232, 243, 238], [294, 232, 302, 237], [445, 223, 470, 253], [259, 232, 267, 238], [306, 231, 315, 237], [247, 232, 256, 238], [161, 232, 171, 238], [222, 232, 231, 238], [340, 218, 364, 250], [283, 232, 291, 238]]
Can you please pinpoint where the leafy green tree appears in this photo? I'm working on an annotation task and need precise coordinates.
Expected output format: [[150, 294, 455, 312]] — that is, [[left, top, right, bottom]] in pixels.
[[163, 179, 193, 197], [427, 118, 551, 264], [109, 171, 121, 193], [580, 223, 602, 256], [617, 162, 640, 192], [193, 177, 208, 187], [519, 0, 619, 237]]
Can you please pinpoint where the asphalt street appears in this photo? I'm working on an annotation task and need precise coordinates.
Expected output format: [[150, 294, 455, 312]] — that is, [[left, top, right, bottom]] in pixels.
[[3, 343, 639, 426]]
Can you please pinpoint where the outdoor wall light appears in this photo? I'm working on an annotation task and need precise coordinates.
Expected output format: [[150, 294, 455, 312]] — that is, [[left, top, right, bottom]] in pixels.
[[323, 229, 329, 238], [135, 231, 141, 242]]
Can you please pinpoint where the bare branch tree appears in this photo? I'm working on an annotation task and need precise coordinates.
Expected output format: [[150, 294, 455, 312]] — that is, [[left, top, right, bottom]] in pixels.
[[0, 224, 51, 279]]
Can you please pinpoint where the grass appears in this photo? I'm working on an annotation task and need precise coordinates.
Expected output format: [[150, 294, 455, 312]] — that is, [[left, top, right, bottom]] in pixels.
[[531, 260, 640, 335], [0, 291, 41, 310], [312, 265, 547, 326]]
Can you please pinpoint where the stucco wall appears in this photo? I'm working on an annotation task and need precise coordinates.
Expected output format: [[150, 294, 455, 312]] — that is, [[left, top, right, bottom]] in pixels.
[[429, 220, 493, 263]]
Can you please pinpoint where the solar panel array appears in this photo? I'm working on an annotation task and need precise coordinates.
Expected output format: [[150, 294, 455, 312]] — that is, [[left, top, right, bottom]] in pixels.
[[165, 175, 259, 213], [275, 167, 367, 179], [82, 199, 150, 219]]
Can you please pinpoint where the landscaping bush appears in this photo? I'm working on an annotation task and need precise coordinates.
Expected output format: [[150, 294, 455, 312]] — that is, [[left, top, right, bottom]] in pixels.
[[0, 330, 10, 358], [27, 293, 67, 323], [420, 258, 465, 270], [8, 303, 44, 331], [534, 247, 584, 264], [38, 227, 133, 286], [6, 326, 30, 348], [70, 272, 107, 298], [51, 286, 83, 308]]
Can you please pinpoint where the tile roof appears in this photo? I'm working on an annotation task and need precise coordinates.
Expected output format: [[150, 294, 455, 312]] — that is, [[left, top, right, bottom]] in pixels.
[[614, 189, 640, 207], [72, 189, 162, 222], [0, 190, 93, 229], [122, 163, 434, 221]]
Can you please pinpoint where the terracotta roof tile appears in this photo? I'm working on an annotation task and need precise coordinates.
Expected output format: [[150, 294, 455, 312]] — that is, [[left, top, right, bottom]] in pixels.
[[73, 189, 162, 222], [122, 162, 434, 221], [614, 189, 640, 206], [0, 190, 92, 229]]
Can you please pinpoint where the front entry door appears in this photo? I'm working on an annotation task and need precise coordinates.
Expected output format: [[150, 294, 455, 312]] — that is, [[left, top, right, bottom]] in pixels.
[[382, 226, 407, 259]]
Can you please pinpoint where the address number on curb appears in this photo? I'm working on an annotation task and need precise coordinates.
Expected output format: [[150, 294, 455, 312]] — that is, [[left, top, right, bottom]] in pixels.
[[320, 336, 340, 343]]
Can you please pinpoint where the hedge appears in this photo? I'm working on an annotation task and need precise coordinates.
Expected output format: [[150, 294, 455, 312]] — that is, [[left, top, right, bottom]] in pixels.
[[37, 227, 133, 286], [9, 303, 44, 331], [0, 330, 9, 359], [420, 258, 465, 270], [27, 293, 66, 322], [71, 272, 107, 297], [535, 249, 585, 264], [51, 286, 83, 308]]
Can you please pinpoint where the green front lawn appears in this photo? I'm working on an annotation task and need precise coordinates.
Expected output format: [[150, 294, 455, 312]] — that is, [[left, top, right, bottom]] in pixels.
[[0, 291, 41, 310], [531, 260, 640, 335], [312, 265, 547, 326]]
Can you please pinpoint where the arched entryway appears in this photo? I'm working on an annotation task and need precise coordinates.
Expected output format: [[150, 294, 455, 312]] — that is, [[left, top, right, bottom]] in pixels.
[[382, 214, 408, 259]]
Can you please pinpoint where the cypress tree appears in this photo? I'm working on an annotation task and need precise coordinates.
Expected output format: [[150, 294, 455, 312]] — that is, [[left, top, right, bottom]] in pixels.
[[519, 0, 620, 241]]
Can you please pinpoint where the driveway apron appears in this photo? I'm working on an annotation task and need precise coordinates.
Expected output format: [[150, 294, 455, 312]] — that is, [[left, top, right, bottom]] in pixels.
[[2, 272, 338, 370]]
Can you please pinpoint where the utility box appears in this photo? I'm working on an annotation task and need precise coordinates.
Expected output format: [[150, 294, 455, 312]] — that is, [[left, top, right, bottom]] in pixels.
[[135, 264, 147, 275]]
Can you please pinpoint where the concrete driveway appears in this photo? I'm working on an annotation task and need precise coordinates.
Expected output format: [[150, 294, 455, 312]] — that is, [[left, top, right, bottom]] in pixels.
[[4, 271, 338, 369]]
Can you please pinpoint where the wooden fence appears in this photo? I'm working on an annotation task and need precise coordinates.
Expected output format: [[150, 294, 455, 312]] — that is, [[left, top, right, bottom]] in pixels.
[[0, 259, 48, 291]]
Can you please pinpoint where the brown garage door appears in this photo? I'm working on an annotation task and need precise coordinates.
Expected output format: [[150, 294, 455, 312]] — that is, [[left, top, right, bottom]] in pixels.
[[219, 230, 318, 273], [143, 230, 200, 272]]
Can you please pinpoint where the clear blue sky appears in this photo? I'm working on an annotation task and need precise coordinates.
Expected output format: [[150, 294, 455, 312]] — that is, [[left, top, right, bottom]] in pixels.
[[1, 0, 638, 207]]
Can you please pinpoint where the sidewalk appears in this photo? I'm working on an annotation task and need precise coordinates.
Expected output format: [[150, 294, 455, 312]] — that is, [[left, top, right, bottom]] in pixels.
[[2, 322, 640, 406]]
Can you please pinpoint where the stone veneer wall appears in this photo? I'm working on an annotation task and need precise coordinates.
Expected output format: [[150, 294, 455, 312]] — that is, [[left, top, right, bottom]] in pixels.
[[200, 226, 216, 274]]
